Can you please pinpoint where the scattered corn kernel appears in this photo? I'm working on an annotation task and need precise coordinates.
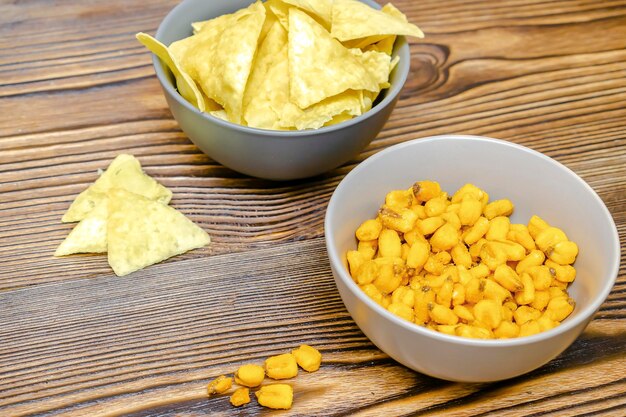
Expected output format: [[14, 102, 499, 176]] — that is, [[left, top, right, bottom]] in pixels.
[[348, 180, 578, 339], [234, 364, 265, 387], [255, 384, 293, 410], [292, 344, 322, 372], [265, 353, 298, 380], [207, 375, 232, 396], [230, 387, 250, 407]]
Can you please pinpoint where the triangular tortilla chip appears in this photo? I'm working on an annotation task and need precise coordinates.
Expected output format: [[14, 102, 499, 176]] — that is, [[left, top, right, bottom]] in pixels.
[[323, 111, 354, 126], [107, 189, 210, 277], [244, 20, 362, 130], [282, 0, 332, 28], [288, 8, 378, 109], [355, 4, 408, 53], [350, 48, 392, 90], [170, 1, 265, 123], [62, 154, 172, 223], [55, 200, 108, 256], [265, 0, 291, 30], [279, 89, 363, 130], [259, 0, 279, 44], [243, 21, 288, 129], [135, 33, 207, 112], [331, 0, 424, 42]]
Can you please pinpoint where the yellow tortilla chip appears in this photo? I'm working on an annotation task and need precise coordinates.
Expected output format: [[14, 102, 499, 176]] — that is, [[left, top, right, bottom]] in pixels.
[[62, 154, 172, 223], [135, 33, 206, 112], [390, 55, 400, 71], [265, 0, 291, 30], [360, 4, 408, 53], [361, 90, 377, 113], [244, 20, 362, 130], [55, 200, 108, 256], [209, 109, 230, 122], [107, 189, 210, 277], [323, 111, 355, 126], [282, 0, 332, 28], [170, 1, 265, 123], [191, 4, 257, 34], [331, 0, 424, 42], [288, 8, 378, 110], [243, 21, 287, 129], [259, 1, 279, 44], [279, 88, 363, 130], [364, 35, 396, 55], [350, 48, 392, 90]]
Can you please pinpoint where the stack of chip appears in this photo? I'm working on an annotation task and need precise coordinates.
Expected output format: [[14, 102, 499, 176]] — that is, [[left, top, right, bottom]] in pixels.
[[55, 154, 210, 276], [137, 0, 423, 130]]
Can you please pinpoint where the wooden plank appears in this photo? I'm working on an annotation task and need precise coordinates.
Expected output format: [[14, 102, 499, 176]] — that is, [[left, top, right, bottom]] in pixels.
[[0, 238, 624, 416]]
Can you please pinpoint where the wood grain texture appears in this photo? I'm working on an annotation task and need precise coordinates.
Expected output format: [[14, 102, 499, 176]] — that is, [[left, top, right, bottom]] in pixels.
[[0, 0, 625, 415], [1, 0, 625, 291], [0, 238, 624, 417]]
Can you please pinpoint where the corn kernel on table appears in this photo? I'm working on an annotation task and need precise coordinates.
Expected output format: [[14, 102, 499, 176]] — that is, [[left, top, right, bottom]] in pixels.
[[1, 0, 625, 415]]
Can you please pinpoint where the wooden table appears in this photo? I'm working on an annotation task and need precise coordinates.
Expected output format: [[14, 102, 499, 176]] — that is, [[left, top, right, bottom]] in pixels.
[[1, 0, 625, 415]]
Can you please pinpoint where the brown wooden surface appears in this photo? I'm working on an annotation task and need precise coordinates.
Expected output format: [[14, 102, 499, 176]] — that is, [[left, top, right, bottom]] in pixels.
[[0, 0, 625, 415]]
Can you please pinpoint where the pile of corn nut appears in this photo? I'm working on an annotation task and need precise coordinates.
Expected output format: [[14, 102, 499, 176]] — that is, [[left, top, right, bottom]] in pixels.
[[347, 181, 579, 339], [207, 345, 321, 409]]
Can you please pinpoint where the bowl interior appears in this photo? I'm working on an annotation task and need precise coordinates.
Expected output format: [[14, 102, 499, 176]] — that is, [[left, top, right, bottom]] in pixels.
[[326, 135, 620, 343], [152, 0, 410, 134]]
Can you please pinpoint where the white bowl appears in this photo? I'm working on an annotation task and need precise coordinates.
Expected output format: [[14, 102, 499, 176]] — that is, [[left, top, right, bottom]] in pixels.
[[325, 135, 620, 382]]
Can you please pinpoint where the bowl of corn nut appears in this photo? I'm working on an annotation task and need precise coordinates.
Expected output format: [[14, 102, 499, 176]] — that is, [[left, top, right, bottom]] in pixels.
[[324, 135, 620, 382]]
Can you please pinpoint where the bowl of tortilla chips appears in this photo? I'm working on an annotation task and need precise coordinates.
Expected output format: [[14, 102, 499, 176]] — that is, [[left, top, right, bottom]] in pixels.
[[140, 0, 423, 180]]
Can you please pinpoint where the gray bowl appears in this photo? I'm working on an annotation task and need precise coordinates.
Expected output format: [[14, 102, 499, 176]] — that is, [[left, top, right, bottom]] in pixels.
[[153, 0, 410, 180], [325, 135, 620, 381]]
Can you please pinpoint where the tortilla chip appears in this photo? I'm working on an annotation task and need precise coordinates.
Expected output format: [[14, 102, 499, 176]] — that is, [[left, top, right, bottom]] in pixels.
[[209, 109, 230, 122], [243, 21, 288, 129], [259, 1, 279, 44], [364, 35, 396, 55], [106, 189, 210, 277], [357, 4, 408, 53], [55, 200, 108, 256], [282, 0, 332, 28], [243, 20, 362, 130], [288, 8, 378, 110], [279, 88, 363, 130], [361, 90, 377, 113], [323, 111, 355, 126], [265, 0, 291, 30], [191, 4, 257, 34], [170, 1, 265, 123], [331, 0, 424, 42], [135, 33, 207, 112], [390, 55, 400, 71], [62, 154, 172, 223], [350, 48, 392, 90]]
